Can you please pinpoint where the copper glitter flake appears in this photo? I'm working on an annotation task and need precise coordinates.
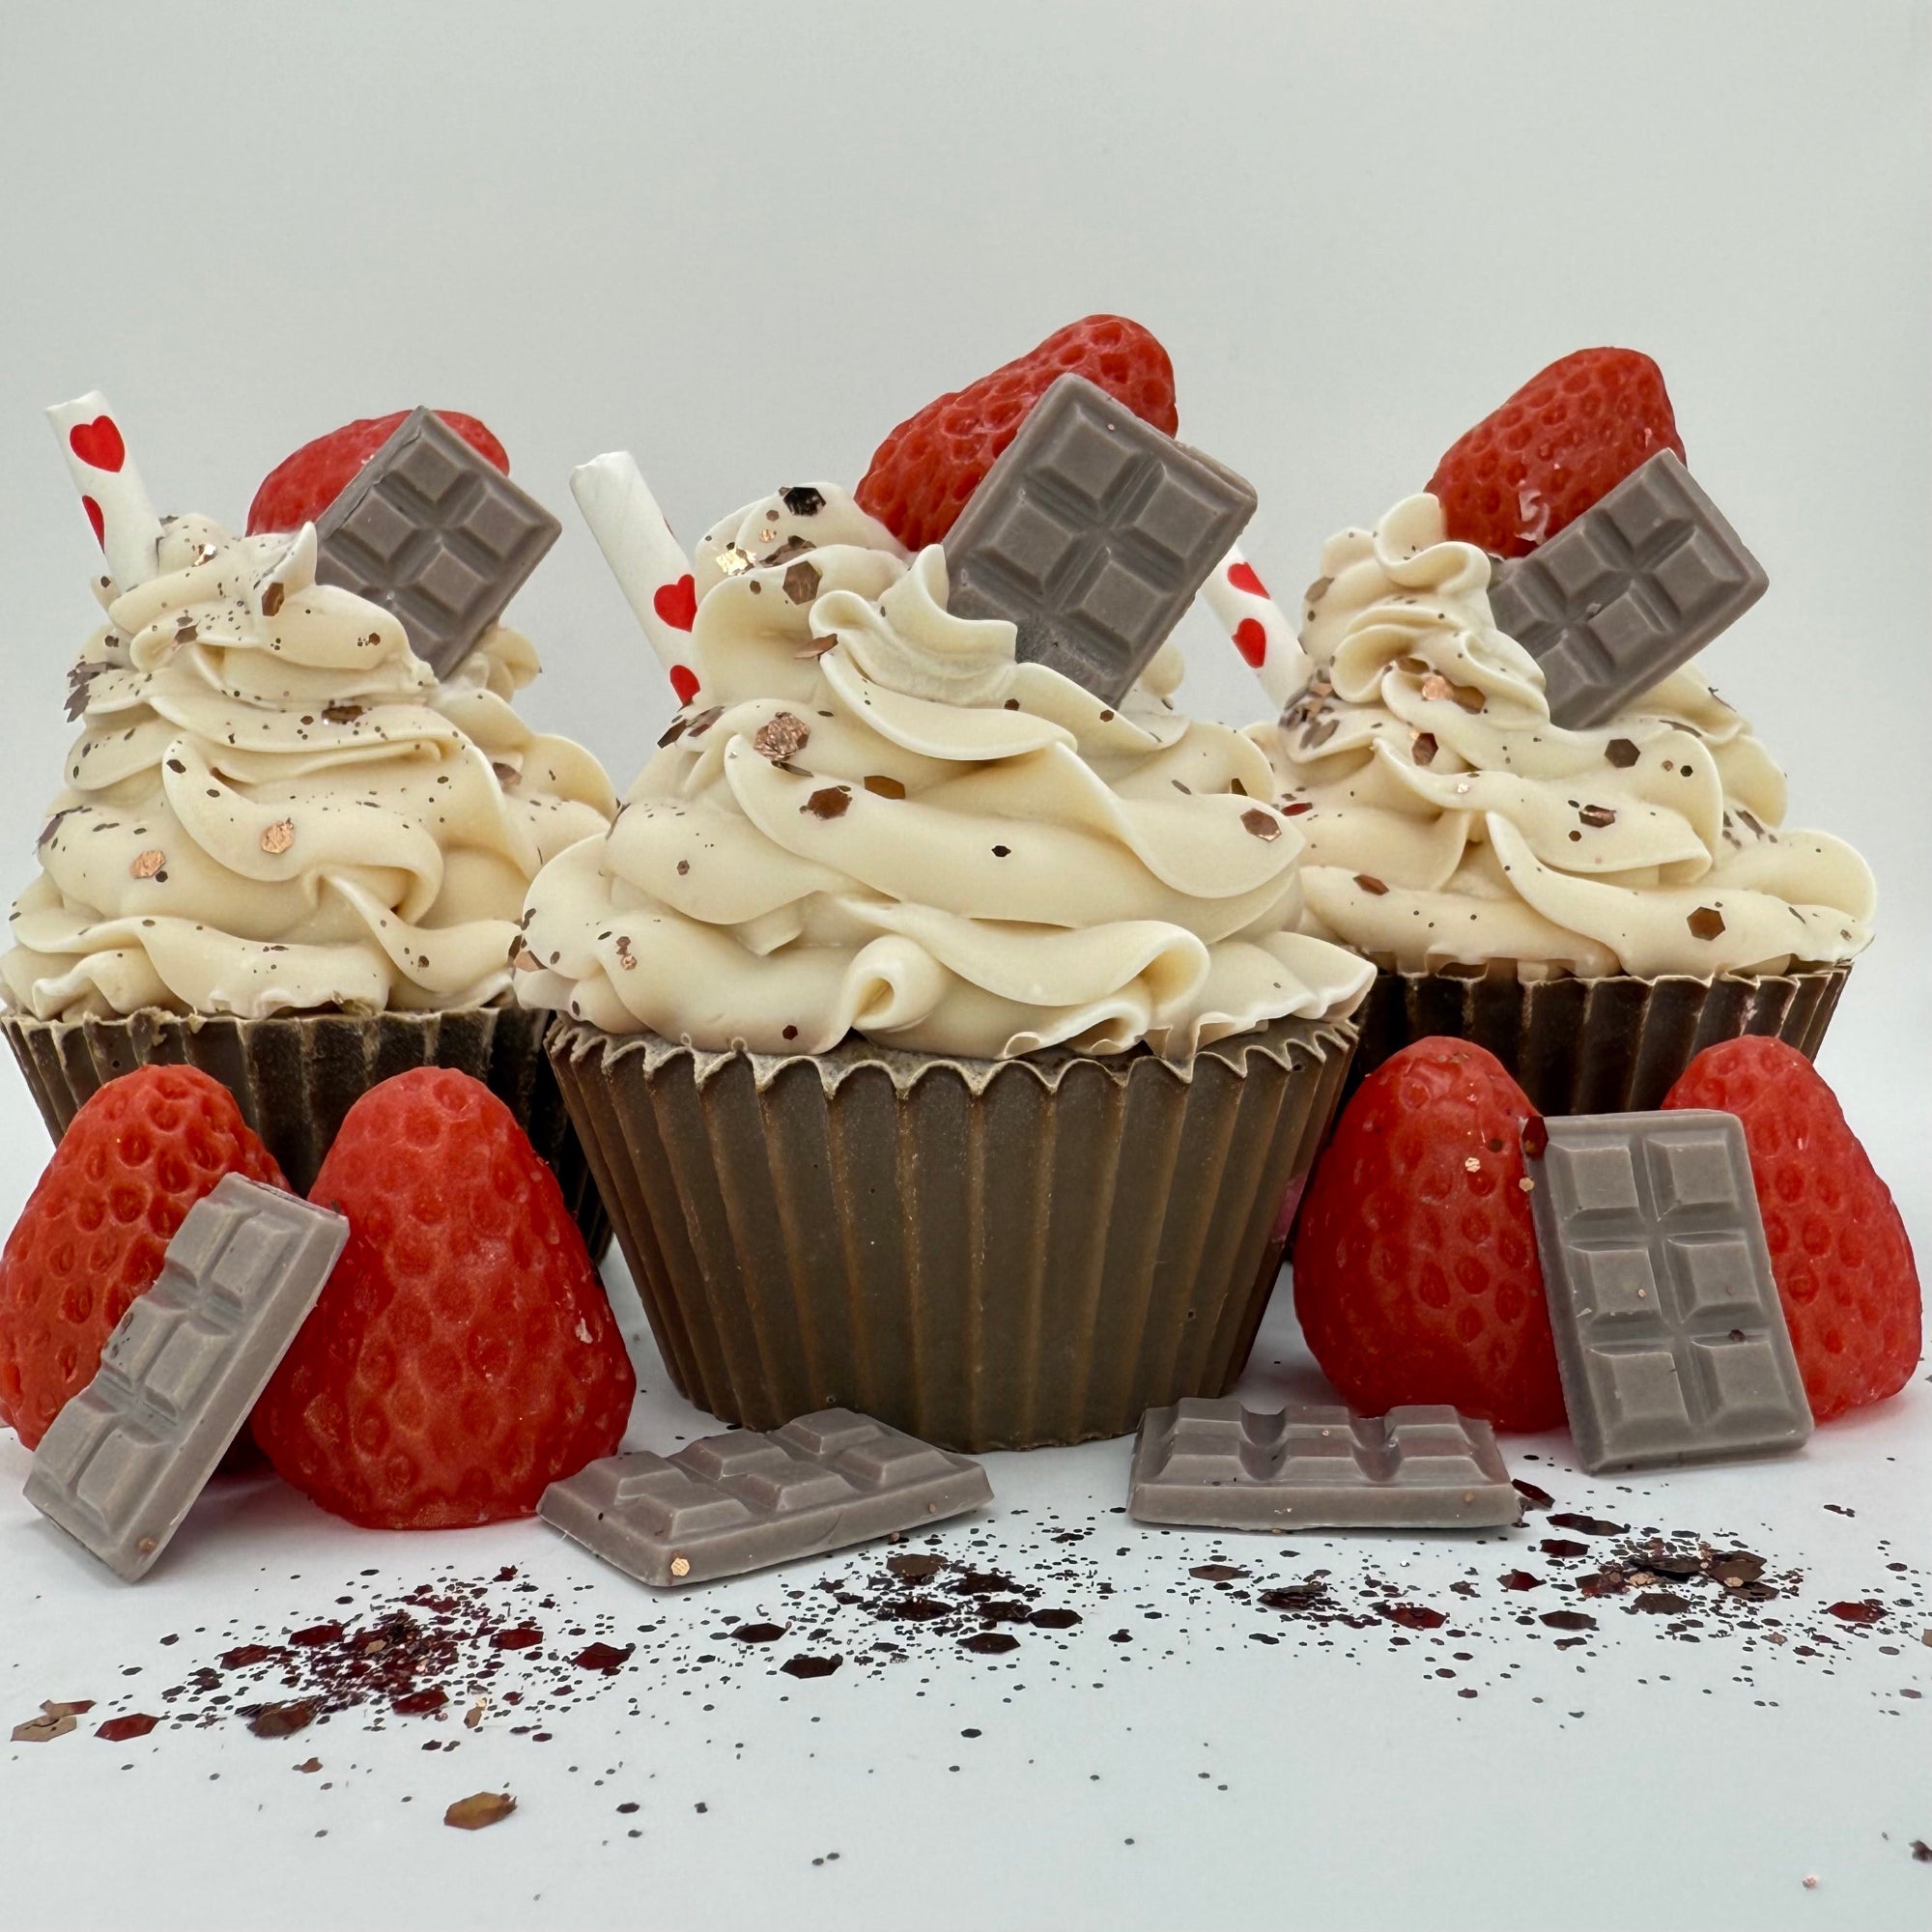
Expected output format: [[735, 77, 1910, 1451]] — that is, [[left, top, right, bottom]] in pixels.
[[781, 560, 823, 606], [1605, 738, 1640, 768], [864, 775, 906, 800], [1688, 906, 1726, 941], [1412, 732, 1438, 767], [130, 849, 166, 880], [261, 581, 286, 618], [781, 485, 827, 517], [803, 786, 851, 820], [753, 713, 811, 763], [1240, 808, 1283, 841], [260, 819, 296, 856], [445, 1792, 516, 1832], [1354, 874, 1390, 896], [1578, 805, 1617, 829]]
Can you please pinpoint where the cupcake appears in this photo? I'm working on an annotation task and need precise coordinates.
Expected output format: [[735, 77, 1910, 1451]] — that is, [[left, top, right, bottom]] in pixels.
[[1248, 490, 1873, 1111], [3, 420, 619, 1245], [523, 472, 1371, 1450]]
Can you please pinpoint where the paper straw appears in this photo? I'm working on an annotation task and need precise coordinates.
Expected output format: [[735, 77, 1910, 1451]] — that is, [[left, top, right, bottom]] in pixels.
[[46, 391, 164, 592], [1200, 545, 1309, 712], [570, 452, 701, 705]]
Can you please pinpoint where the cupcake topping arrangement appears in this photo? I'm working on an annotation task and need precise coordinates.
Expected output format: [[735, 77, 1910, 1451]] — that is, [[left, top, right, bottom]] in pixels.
[[5, 401, 613, 1020]]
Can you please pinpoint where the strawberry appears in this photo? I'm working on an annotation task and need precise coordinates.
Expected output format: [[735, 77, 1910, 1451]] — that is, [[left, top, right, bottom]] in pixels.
[[0, 1066, 286, 1449], [252, 1069, 633, 1529], [246, 411, 510, 534], [1292, 1039, 1563, 1431], [855, 315, 1179, 552], [1663, 1038, 1919, 1422], [1426, 348, 1685, 559]]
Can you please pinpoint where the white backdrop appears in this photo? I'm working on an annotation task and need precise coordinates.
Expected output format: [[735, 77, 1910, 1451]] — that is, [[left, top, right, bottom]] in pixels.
[[0, 10, 1926, 1930]]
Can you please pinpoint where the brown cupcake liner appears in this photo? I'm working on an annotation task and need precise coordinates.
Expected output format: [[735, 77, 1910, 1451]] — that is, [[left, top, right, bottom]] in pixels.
[[1345, 962, 1852, 1115], [549, 1013, 1357, 1452], [2, 1004, 610, 1259]]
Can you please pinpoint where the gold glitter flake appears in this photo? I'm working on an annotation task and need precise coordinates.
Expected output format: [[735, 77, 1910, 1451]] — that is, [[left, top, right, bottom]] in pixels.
[[717, 546, 754, 578]]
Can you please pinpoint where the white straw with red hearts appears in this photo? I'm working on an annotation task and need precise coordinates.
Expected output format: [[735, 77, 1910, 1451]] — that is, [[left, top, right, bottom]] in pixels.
[[1201, 546, 1308, 711], [47, 391, 163, 593], [570, 453, 702, 706]]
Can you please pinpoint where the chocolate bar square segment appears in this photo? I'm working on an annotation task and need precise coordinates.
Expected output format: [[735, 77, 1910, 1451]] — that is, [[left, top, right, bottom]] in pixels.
[[1525, 1110, 1810, 1472], [537, 1408, 991, 1587], [1128, 1396, 1520, 1531], [942, 375, 1258, 705], [1486, 452, 1767, 730], [314, 406, 560, 678], [25, 1177, 348, 1581]]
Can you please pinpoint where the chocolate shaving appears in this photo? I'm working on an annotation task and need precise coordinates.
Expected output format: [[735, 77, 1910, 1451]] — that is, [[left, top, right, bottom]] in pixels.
[[445, 1792, 516, 1832], [1605, 738, 1640, 768], [1687, 906, 1726, 941], [1240, 808, 1282, 841], [803, 785, 851, 820], [753, 713, 811, 762]]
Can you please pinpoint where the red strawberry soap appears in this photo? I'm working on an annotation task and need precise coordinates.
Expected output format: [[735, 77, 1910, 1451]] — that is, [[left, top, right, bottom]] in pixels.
[[247, 410, 509, 534], [252, 1069, 634, 1529], [0, 1066, 287, 1449], [1663, 1038, 1919, 1422], [1427, 348, 1684, 558], [1293, 1039, 1563, 1432], [856, 315, 1178, 552]]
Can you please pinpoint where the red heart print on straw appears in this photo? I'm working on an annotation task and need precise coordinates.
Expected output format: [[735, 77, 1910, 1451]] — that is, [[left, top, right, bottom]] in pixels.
[[571, 452, 702, 705], [47, 391, 162, 592], [1201, 545, 1307, 711]]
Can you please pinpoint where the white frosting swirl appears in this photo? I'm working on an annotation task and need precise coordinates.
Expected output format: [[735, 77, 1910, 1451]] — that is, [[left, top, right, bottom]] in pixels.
[[4, 517, 615, 1019], [518, 484, 1370, 1058], [1248, 495, 1875, 978]]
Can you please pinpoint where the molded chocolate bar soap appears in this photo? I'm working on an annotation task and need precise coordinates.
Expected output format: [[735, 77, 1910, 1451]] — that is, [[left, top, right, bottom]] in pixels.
[[1129, 1397, 1521, 1530], [1486, 450, 1767, 730], [539, 1408, 992, 1587], [26, 1177, 349, 1580], [1525, 1109, 1811, 1472], [943, 373, 1257, 704], [315, 404, 561, 677]]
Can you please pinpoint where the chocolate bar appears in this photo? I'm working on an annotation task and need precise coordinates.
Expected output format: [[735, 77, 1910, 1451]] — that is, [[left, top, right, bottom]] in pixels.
[[314, 406, 560, 678], [943, 374, 1257, 704], [1486, 450, 1767, 730], [538, 1408, 991, 1587], [25, 1177, 348, 1580], [1128, 1397, 1520, 1530], [1525, 1110, 1810, 1472]]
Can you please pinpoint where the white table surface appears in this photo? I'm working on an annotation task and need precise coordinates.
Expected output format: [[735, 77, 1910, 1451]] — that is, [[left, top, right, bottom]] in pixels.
[[2, 990, 1926, 1932]]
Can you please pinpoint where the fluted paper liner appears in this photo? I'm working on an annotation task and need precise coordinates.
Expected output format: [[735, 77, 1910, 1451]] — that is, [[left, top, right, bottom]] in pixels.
[[3, 1004, 610, 1257], [1346, 963, 1851, 1115], [550, 1014, 1357, 1451]]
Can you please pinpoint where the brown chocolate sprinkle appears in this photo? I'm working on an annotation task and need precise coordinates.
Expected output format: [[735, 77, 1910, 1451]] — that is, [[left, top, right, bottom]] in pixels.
[[864, 774, 906, 800], [782, 560, 822, 607], [1578, 805, 1617, 829], [129, 849, 166, 880], [753, 712, 810, 762], [1240, 808, 1281, 841], [260, 818, 296, 856], [246, 1700, 316, 1739], [1688, 906, 1726, 941], [1605, 738, 1640, 768], [1412, 732, 1438, 767], [803, 785, 851, 820], [96, 1712, 159, 1742], [262, 581, 286, 618], [66, 660, 104, 722], [1354, 874, 1389, 896], [445, 1792, 516, 1833]]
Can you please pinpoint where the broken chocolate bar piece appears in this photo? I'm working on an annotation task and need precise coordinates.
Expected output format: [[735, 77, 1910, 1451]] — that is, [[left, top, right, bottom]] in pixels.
[[1128, 1397, 1521, 1530], [25, 1177, 348, 1580], [314, 405, 560, 677], [1525, 1109, 1810, 1473], [538, 1407, 991, 1587], [943, 374, 1257, 704], [1487, 450, 1767, 730]]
